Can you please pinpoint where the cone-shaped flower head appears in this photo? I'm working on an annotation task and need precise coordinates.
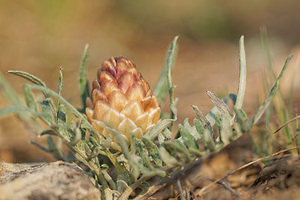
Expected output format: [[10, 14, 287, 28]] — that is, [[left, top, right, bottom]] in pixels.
[[86, 57, 161, 151]]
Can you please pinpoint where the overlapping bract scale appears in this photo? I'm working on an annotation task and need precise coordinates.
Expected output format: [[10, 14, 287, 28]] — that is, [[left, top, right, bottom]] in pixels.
[[86, 57, 161, 151]]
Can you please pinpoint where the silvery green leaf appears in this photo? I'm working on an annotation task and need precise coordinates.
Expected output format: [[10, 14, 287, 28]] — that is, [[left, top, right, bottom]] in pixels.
[[169, 96, 178, 130], [158, 146, 178, 168], [206, 106, 218, 125], [234, 107, 248, 131], [57, 68, 63, 96], [193, 119, 205, 141], [194, 119, 216, 151], [142, 137, 163, 167], [192, 105, 215, 141], [26, 84, 103, 142], [207, 91, 232, 117], [183, 118, 201, 140], [75, 139, 88, 156], [56, 103, 72, 141], [163, 140, 194, 165], [178, 124, 199, 151], [129, 133, 138, 154], [8, 70, 46, 87], [57, 106, 66, 123], [154, 36, 179, 104], [0, 105, 29, 118], [157, 131, 165, 144], [23, 84, 37, 112], [236, 35, 247, 110], [216, 114, 232, 145], [107, 125, 130, 157], [163, 128, 173, 139], [41, 98, 53, 125], [205, 97, 229, 126], [70, 128, 82, 145], [56, 68, 64, 108], [143, 119, 173, 141], [136, 140, 153, 170], [0, 72, 22, 105], [157, 128, 173, 144], [79, 44, 90, 112], [0, 72, 37, 125]]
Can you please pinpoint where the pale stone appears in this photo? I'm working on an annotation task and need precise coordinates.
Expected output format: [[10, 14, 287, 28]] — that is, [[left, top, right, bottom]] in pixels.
[[0, 161, 101, 200]]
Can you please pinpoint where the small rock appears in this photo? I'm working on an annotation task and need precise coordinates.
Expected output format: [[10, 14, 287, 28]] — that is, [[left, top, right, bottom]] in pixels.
[[0, 161, 101, 200]]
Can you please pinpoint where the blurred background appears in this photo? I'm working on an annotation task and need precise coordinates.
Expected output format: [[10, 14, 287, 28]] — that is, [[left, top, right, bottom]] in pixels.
[[1, 0, 300, 163]]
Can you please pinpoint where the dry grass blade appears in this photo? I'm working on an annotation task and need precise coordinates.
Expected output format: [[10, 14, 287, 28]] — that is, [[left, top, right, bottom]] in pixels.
[[273, 115, 300, 134], [177, 179, 185, 200], [197, 146, 300, 197]]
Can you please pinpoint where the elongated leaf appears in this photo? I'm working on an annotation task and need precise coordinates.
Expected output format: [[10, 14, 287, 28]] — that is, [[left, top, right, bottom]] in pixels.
[[70, 128, 82, 145], [57, 104, 67, 123], [8, 71, 53, 104], [142, 137, 163, 167], [0, 72, 22, 105], [194, 119, 216, 151], [236, 35, 246, 109], [192, 105, 214, 138], [158, 146, 179, 168], [8, 70, 46, 87], [215, 113, 232, 145], [57, 68, 63, 102], [154, 36, 178, 104], [56, 103, 71, 140], [163, 140, 194, 165], [79, 44, 90, 111], [107, 126, 130, 157], [136, 140, 153, 170], [178, 124, 199, 151], [205, 97, 229, 126], [249, 55, 292, 128], [0, 105, 29, 118], [26, 84, 103, 142], [0, 72, 34, 123], [207, 91, 232, 117], [143, 119, 173, 141], [207, 92, 233, 144], [169, 96, 178, 130], [23, 84, 37, 112], [41, 98, 53, 125], [158, 128, 172, 144], [233, 107, 248, 131], [183, 118, 201, 140]]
